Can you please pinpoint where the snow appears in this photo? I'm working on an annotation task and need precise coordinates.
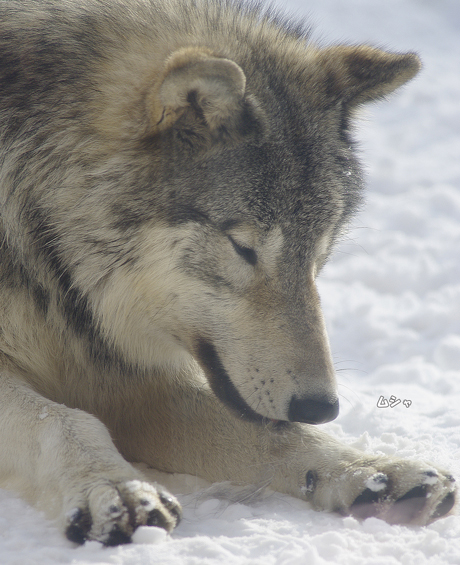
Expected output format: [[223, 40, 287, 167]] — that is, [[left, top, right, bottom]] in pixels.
[[365, 474, 388, 493], [1, 0, 459, 563]]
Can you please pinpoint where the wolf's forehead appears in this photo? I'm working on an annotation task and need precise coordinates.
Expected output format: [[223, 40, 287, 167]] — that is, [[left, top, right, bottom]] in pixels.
[[264, 225, 284, 255], [261, 225, 332, 275]]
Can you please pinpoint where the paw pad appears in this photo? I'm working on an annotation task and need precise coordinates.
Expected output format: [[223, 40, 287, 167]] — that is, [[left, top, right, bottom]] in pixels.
[[387, 485, 429, 524], [350, 488, 384, 520]]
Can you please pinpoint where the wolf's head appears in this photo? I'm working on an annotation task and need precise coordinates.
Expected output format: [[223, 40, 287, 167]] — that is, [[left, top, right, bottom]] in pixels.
[[89, 38, 419, 425], [7, 4, 420, 425]]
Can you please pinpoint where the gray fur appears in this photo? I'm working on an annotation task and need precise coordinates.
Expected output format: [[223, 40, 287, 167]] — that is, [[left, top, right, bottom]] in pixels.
[[0, 0, 455, 545]]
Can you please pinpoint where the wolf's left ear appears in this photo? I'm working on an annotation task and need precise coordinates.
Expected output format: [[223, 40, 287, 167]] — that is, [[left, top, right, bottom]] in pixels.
[[317, 46, 421, 106], [148, 47, 248, 134]]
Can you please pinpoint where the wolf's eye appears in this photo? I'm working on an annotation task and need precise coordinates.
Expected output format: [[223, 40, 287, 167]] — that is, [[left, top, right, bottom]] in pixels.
[[228, 236, 257, 266]]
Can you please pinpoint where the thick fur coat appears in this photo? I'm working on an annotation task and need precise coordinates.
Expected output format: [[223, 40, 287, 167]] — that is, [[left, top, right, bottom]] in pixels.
[[0, 0, 456, 545]]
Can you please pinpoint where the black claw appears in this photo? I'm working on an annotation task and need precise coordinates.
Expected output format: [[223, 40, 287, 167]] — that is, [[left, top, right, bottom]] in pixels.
[[65, 508, 92, 545], [65, 524, 87, 545], [169, 505, 182, 526], [305, 470, 317, 493], [396, 485, 427, 502], [159, 493, 182, 525], [159, 493, 175, 508], [432, 491, 456, 520], [147, 508, 168, 529], [350, 489, 382, 520]]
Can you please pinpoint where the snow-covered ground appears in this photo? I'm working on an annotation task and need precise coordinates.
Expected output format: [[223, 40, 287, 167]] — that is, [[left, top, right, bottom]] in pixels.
[[1, 0, 459, 563]]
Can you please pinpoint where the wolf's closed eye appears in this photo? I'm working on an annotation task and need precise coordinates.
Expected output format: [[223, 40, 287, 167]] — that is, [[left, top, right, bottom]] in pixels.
[[228, 236, 257, 266]]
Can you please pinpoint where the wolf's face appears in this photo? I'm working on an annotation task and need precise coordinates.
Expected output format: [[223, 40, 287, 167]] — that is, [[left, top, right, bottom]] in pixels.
[[157, 136, 353, 425]]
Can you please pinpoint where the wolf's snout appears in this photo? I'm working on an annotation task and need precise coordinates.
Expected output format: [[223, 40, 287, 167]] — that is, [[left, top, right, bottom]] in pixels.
[[288, 395, 339, 424]]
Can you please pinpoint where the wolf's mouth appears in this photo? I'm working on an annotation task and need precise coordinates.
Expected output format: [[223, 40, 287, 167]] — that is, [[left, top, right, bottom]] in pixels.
[[195, 338, 266, 423]]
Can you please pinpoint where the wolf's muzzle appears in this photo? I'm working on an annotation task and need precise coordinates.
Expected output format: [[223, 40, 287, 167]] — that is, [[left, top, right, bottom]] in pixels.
[[288, 395, 339, 424]]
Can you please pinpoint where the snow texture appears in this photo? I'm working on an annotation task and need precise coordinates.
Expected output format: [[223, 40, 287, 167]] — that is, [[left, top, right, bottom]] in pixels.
[[365, 474, 388, 493], [1, 0, 459, 563]]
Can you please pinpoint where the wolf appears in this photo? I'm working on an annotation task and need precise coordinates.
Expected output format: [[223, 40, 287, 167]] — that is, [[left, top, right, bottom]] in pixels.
[[0, 0, 456, 546]]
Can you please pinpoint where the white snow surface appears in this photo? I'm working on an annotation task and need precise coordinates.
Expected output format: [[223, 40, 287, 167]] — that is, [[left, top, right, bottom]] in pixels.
[[1, 0, 459, 563]]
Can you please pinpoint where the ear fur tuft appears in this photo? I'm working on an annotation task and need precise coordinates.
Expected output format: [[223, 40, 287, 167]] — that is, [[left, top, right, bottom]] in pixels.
[[317, 46, 421, 106]]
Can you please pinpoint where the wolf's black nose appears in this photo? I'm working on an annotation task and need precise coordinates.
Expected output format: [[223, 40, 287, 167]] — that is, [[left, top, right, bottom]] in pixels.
[[288, 395, 339, 424]]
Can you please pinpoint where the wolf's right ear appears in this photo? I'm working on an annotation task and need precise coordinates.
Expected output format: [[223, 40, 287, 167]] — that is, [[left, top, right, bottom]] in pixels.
[[147, 47, 251, 135]]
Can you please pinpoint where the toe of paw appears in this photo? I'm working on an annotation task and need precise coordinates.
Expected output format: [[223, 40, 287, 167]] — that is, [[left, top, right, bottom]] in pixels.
[[146, 508, 171, 529], [387, 485, 428, 524], [146, 502, 181, 533], [432, 491, 456, 521], [159, 492, 182, 526], [390, 474, 457, 524], [129, 485, 181, 532], [349, 472, 389, 520], [65, 482, 182, 545]]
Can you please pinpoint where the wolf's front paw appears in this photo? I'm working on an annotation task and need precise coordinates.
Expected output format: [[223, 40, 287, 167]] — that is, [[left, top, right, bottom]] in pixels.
[[65, 479, 181, 545], [303, 459, 456, 526]]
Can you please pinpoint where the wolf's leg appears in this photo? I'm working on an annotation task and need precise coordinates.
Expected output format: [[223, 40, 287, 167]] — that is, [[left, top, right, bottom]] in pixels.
[[121, 383, 456, 526], [0, 373, 181, 545]]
